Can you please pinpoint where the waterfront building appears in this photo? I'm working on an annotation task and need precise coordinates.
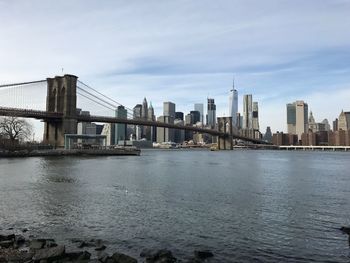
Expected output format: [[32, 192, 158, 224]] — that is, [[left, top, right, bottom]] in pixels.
[[287, 100, 308, 140], [194, 103, 204, 124], [228, 84, 238, 127], [207, 98, 216, 128], [115, 106, 127, 144], [308, 111, 317, 132], [338, 110, 350, 130]]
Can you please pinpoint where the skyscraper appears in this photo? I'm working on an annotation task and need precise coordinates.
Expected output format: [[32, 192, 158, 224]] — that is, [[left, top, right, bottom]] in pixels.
[[190, 110, 201, 124], [148, 102, 156, 142], [142, 97, 148, 120], [252, 102, 259, 131], [207, 98, 216, 128], [194, 103, 204, 124], [115, 106, 127, 144], [163, 102, 175, 118], [286, 100, 308, 139], [228, 80, 238, 127], [243, 94, 252, 129], [338, 110, 350, 130]]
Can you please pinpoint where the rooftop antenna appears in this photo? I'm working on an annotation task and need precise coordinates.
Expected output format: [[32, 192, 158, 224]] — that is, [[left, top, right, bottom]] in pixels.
[[231, 75, 235, 92]]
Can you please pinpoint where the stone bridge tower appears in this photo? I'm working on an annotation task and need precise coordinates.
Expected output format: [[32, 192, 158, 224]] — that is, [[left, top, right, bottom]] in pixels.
[[43, 75, 78, 148], [217, 117, 233, 150]]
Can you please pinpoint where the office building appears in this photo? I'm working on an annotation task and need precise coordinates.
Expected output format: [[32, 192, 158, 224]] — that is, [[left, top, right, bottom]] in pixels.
[[175, 112, 184, 121], [252, 102, 259, 131], [148, 103, 156, 142], [207, 98, 216, 128], [263, 126, 272, 143], [163, 102, 176, 118], [338, 110, 350, 130], [228, 84, 238, 127], [194, 103, 204, 124], [115, 106, 127, 144], [243, 94, 253, 129], [287, 100, 308, 139], [190, 110, 201, 125]]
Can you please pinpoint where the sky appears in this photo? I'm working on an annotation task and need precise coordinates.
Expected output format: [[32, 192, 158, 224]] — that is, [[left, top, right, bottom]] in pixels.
[[1, 0, 350, 138]]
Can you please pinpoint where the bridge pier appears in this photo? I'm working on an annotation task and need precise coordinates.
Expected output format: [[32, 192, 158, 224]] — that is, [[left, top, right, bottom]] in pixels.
[[217, 117, 233, 150], [43, 75, 78, 148]]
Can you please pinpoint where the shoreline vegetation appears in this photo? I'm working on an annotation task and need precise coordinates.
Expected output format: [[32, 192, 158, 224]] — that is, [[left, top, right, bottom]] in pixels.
[[0, 229, 214, 263]]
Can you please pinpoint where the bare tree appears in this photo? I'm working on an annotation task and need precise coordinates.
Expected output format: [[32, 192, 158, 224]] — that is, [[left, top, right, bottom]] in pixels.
[[0, 116, 33, 143]]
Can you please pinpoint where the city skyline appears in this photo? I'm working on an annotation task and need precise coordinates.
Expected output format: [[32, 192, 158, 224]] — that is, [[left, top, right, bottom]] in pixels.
[[0, 1, 350, 133]]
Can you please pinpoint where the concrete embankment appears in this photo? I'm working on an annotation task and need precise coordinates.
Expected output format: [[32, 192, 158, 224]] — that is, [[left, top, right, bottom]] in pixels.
[[0, 148, 141, 158]]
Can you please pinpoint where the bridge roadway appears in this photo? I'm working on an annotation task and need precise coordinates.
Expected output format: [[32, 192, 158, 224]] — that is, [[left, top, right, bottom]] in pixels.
[[0, 106, 269, 144]]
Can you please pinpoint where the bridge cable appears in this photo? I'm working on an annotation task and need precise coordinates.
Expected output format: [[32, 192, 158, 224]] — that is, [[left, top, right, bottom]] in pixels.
[[0, 80, 46, 89], [77, 80, 134, 113]]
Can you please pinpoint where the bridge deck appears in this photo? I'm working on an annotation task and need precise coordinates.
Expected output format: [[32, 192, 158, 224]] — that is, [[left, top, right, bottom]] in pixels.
[[0, 107, 269, 144]]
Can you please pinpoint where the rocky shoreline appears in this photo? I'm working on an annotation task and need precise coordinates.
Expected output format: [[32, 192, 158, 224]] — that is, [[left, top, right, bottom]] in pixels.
[[0, 230, 214, 263]]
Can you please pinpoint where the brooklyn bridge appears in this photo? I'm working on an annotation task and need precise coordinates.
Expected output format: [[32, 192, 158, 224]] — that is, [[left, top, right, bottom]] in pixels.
[[0, 74, 269, 149]]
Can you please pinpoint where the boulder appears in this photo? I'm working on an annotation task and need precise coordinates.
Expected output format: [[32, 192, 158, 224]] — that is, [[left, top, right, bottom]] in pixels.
[[0, 234, 15, 242], [65, 250, 91, 261], [95, 245, 107, 251], [194, 250, 214, 260], [111, 252, 138, 263], [33, 245, 65, 262], [340, 226, 350, 235], [30, 239, 47, 250], [140, 249, 176, 263], [0, 240, 14, 248]]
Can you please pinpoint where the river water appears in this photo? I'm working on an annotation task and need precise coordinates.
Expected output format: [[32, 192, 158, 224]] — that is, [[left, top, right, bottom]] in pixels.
[[0, 150, 350, 262]]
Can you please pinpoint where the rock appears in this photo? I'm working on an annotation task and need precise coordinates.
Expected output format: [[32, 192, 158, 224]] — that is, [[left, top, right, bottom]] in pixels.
[[7, 227, 14, 230], [98, 252, 114, 263], [140, 249, 176, 263], [65, 250, 91, 261], [340, 226, 350, 235], [0, 234, 15, 242], [194, 250, 214, 260], [22, 228, 29, 233], [15, 235, 26, 245], [33, 245, 65, 261], [95, 245, 107, 251], [30, 239, 47, 250], [78, 241, 96, 248], [0, 240, 14, 248], [111, 252, 138, 263]]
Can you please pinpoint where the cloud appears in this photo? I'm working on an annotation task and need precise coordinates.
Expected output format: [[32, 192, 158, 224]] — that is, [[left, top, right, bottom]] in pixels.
[[0, 0, 350, 138]]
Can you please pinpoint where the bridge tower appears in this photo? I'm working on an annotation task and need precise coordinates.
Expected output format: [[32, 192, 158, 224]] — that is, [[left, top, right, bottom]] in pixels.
[[43, 75, 78, 148], [217, 117, 233, 150]]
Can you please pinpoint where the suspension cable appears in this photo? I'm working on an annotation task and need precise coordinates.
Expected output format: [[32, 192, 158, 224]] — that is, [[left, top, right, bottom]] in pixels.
[[77, 80, 134, 113], [0, 80, 46, 89]]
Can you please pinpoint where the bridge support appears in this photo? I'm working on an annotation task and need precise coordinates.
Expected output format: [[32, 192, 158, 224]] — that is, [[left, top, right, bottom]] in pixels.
[[43, 75, 78, 148], [217, 117, 233, 150]]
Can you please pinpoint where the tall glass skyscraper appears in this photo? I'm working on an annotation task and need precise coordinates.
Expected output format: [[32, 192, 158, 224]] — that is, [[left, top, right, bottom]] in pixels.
[[228, 88, 238, 127], [194, 103, 204, 124], [207, 98, 216, 128], [286, 100, 308, 139]]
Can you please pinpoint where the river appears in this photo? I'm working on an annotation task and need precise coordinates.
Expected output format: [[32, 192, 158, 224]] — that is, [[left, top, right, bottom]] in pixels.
[[0, 149, 349, 262]]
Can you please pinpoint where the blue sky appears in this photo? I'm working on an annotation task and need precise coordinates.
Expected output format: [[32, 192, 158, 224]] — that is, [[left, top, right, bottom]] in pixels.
[[0, 0, 350, 136]]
